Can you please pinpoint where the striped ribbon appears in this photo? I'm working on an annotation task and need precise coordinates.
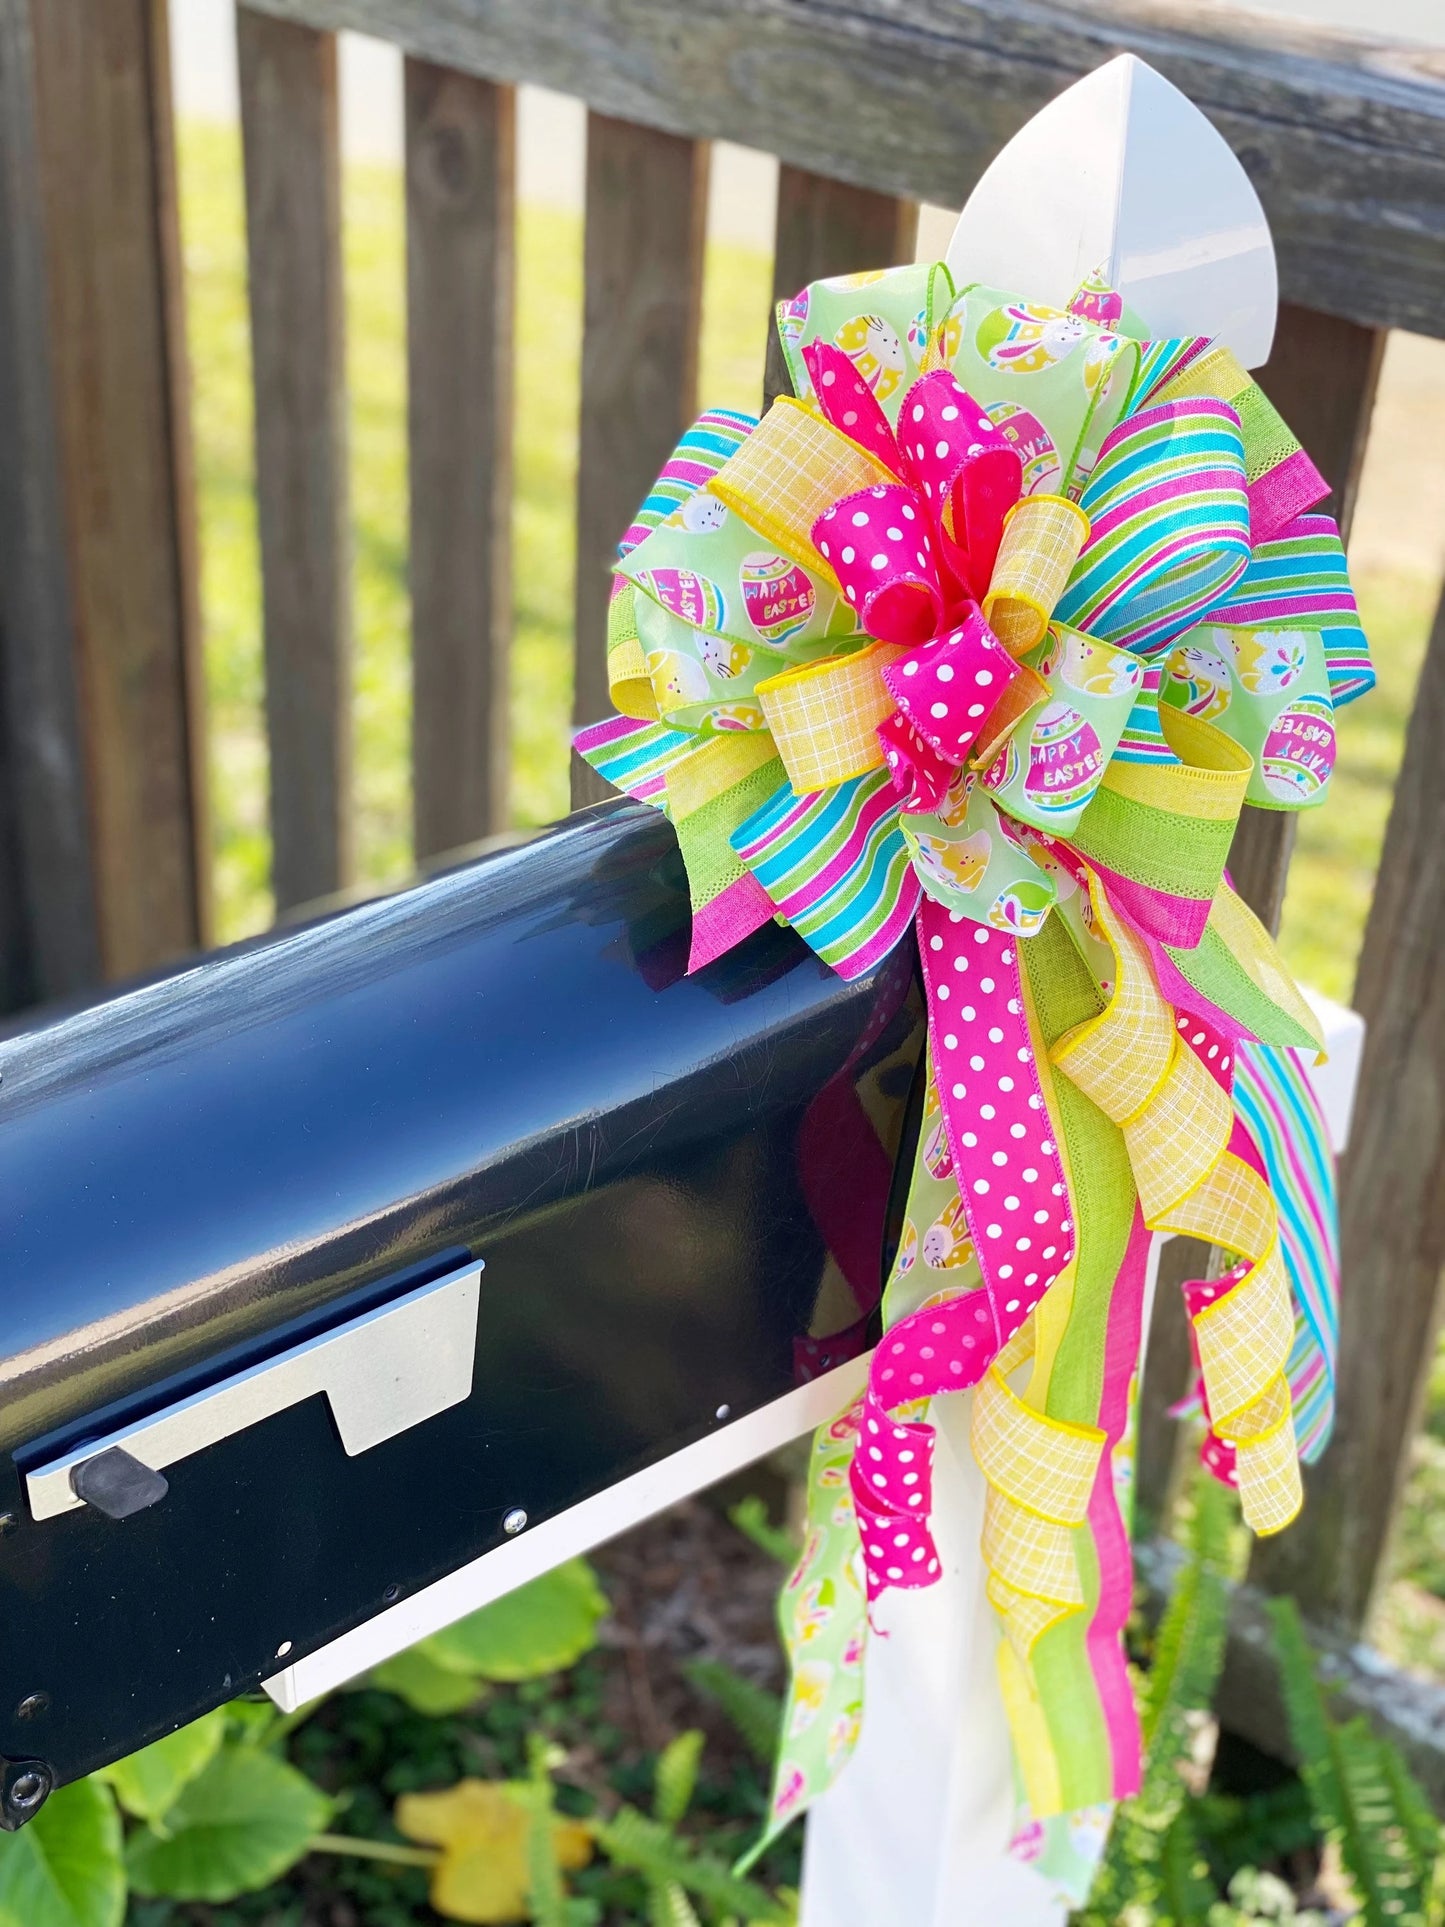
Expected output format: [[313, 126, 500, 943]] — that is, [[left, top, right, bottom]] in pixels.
[[1056, 398, 1251, 656]]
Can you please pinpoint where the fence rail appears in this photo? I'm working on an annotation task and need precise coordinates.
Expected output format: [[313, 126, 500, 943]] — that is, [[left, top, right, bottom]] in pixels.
[[2, 0, 1444, 1774]]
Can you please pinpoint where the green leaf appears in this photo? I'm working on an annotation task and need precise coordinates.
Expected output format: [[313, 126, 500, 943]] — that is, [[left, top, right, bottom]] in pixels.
[[97, 1711, 225, 1824], [683, 1660, 782, 1767], [726, 1497, 798, 1567], [653, 1731, 704, 1829], [421, 1560, 608, 1682], [594, 1807, 781, 1919], [126, 1745, 331, 1902], [371, 1645, 488, 1716], [1160, 1806, 1220, 1926], [0, 1777, 125, 1927], [649, 1878, 704, 1927]]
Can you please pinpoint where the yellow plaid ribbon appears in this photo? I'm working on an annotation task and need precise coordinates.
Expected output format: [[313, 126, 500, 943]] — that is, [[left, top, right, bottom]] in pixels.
[[983, 495, 1091, 656], [1052, 872, 1302, 1534], [709, 397, 893, 576], [756, 641, 906, 790]]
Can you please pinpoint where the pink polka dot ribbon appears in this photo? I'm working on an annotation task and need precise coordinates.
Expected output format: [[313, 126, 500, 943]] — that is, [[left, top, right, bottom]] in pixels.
[[882, 609, 1020, 766], [849, 1395, 940, 1601], [916, 897, 1076, 1349], [802, 341, 1024, 620], [852, 896, 1077, 1607]]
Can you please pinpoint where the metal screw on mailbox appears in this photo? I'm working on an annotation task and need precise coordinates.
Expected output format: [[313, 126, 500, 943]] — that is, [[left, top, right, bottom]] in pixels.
[[15, 1695, 48, 1723], [503, 1508, 527, 1535], [9, 1773, 44, 1810], [715, 1404, 731, 1421], [0, 1514, 17, 1538]]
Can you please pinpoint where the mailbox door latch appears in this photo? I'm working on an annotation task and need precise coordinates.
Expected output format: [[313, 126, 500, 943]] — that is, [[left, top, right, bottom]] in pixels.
[[23, 1257, 484, 1523]]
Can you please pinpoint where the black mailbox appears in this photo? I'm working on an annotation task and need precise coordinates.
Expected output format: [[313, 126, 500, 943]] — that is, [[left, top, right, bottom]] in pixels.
[[0, 802, 921, 1823]]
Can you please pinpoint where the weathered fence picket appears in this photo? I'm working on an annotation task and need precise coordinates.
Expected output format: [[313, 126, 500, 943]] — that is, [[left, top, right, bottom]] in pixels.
[[2, 0, 1444, 1802]]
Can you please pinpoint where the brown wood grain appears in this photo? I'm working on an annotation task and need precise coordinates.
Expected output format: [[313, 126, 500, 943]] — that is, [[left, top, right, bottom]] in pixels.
[[0, 0, 100, 1009], [764, 168, 918, 406], [406, 59, 515, 861], [11, 0, 208, 990], [1247, 585, 1445, 1633], [571, 113, 708, 809], [237, 6, 352, 911], [239, 0, 1445, 340]]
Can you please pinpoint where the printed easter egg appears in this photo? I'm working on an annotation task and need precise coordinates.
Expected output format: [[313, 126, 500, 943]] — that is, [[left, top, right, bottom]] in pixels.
[[835, 312, 905, 401], [679, 490, 728, 534], [788, 1661, 835, 1736], [1230, 628, 1307, 695], [1261, 694, 1336, 803], [935, 773, 973, 829], [644, 648, 710, 710], [1023, 702, 1106, 814], [1009, 1818, 1047, 1864], [699, 632, 753, 680], [1070, 265, 1125, 325], [1060, 627, 1141, 699], [777, 288, 810, 355], [894, 1217, 919, 1276], [976, 302, 1089, 377], [793, 1579, 835, 1645], [923, 1110, 953, 1182], [701, 702, 765, 734], [740, 550, 816, 644], [907, 306, 932, 360], [773, 1767, 808, 1821], [981, 735, 1020, 794], [987, 879, 1054, 934], [1165, 640, 1233, 720], [827, 1705, 862, 1765], [909, 826, 991, 897], [635, 566, 727, 632], [819, 269, 888, 292], [841, 1631, 866, 1670], [923, 1195, 974, 1271], [984, 399, 1061, 495]]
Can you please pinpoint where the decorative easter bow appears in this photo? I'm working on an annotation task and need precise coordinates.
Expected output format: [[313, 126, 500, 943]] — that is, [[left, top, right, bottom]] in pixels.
[[576, 54, 1368, 1848]]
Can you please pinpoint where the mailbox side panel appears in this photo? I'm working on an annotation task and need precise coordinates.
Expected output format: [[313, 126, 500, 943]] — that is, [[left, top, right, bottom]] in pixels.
[[0, 805, 922, 1787]]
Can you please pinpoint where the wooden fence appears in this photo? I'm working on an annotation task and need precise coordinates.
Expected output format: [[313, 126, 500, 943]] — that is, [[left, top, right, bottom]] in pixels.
[[2, 0, 1445, 1784]]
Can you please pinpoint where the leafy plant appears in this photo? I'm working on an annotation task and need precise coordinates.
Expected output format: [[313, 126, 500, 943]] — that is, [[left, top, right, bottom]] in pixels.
[[373, 1561, 610, 1715], [125, 1744, 332, 1903], [0, 1777, 125, 1927], [1269, 1594, 1442, 1926], [682, 1659, 784, 1768]]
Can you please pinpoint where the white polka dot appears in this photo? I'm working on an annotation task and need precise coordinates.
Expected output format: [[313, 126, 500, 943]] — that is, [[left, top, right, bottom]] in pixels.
[[941, 404, 959, 421], [929, 934, 943, 951], [887, 526, 904, 541], [1025, 1272, 1039, 1287], [951, 1081, 966, 1099], [930, 702, 948, 719], [1034, 1209, 1049, 1224], [911, 403, 925, 422], [822, 369, 837, 386], [967, 702, 985, 717], [974, 928, 990, 945], [845, 586, 857, 601], [851, 510, 870, 527], [902, 503, 916, 520], [1005, 1298, 1020, 1313], [887, 1566, 903, 1579], [961, 1004, 976, 1020], [973, 1178, 990, 1195], [953, 956, 968, 973], [980, 977, 995, 993], [944, 1033, 958, 1049], [992, 1150, 1008, 1167], [988, 1026, 1004, 1043], [1043, 1246, 1056, 1260], [976, 669, 994, 687], [916, 551, 928, 568], [935, 439, 950, 459], [961, 1130, 977, 1147], [1005, 1194, 1020, 1210], [904, 659, 919, 676], [1010, 1124, 1026, 1139], [937, 664, 954, 683], [986, 1223, 1002, 1238], [980, 1103, 995, 1120], [841, 545, 855, 564], [937, 983, 950, 999], [970, 1054, 985, 1071], [871, 553, 890, 570], [999, 1264, 1013, 1279], [820, 540, 831, 558], [998, 1075, 1014, 1092], [1016, 1237, 1031, 1252], [1001, 949, 1014, 964], [1022, 1167, 1038, 1181]]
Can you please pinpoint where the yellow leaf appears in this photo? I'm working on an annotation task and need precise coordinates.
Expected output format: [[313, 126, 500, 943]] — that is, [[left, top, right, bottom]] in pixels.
[[394, 1779, 591, 1924]]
